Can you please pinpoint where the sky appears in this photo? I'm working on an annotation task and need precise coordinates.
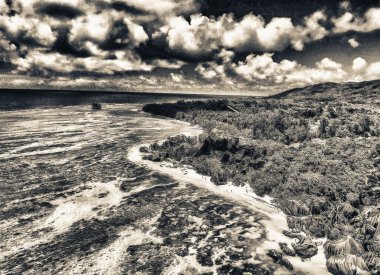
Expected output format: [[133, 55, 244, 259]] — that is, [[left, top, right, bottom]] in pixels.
[[0, 0, 380, 94]]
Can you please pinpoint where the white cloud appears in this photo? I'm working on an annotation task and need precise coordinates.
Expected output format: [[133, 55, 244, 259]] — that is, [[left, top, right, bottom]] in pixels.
[[69, 13, 113, 44], [150, 59, 186, 69], [159, 14, 225, 58], [333, 8, 380, 33], [316, 58, 343, 70], [222, 15, 295, 52], [366, 62, 380, 79], [170, 73, 184, 83], [352, 57, 367, 71], [196, 54, 347, 89], [68, 11, 149, 58], [0, 1, 9, 14], [292, 11, 328, 51], [0, 14, 56, 46], [339, 1, 351, 10], [157, 10, 328, 58], [123, 18, 149, 45], [15, 50, 152, 75], [348, 38, 360, 48]]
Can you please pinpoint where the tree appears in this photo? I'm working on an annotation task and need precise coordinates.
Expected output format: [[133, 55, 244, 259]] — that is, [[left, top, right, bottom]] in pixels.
[[319, 117, 329, 138]]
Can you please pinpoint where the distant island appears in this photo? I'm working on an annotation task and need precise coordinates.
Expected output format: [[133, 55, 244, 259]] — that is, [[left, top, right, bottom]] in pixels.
[[141, 80, 380, 274]]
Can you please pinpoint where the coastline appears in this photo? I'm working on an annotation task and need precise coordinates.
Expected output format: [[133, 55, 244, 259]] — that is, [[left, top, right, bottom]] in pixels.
[[127, 117, 329, 275]]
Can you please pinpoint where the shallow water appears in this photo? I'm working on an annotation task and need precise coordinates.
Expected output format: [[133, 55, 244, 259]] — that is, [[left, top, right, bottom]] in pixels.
[[0, 103, 287, 274]]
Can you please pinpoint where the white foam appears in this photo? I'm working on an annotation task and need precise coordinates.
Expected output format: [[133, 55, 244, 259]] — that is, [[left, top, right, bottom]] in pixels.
[[66, 214, 163, 275], [44, 179, 124, 234]]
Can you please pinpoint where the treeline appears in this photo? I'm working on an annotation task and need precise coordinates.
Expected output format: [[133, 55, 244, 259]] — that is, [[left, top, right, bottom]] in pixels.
[[142, 99, 230, 118], [145, 98, 379, 143]]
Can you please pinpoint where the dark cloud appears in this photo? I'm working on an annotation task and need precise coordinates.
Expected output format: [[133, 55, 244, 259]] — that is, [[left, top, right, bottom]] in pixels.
[[52, 29, 91, 58], [274, 29, 380, 68], [136, 39, 217, 63], [110, 1, 148, 15], [99, 19, 132, 51], [200, 0, 334, 21], [200, 0, 378, 21], [34, 3, 83, 19]]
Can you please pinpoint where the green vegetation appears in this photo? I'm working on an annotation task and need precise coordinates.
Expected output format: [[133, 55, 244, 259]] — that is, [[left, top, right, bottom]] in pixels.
[[143, 80, 380, 274]]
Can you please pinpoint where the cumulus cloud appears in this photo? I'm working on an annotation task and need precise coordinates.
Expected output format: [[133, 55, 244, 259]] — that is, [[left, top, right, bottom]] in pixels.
[[15, 50, 152, 75], [0, 0, 169, 75], [170, 73, 184, 83], [348, 38, 360, 48], [196, 54, 347, 90], [69, 13, 112, 45], [348, 58, 380, 82], [291, 11, 328, 51], [222, 15, 295, 52], [150, 59, 186, 69], [333, 7, 380, 33], [156, 10, 328, 58], [69, 11, 149, 51], [366, 62, 380, 79], [352, 57, 367, 71], [0, 14, 56, 46], [156, 14, 224, 58]]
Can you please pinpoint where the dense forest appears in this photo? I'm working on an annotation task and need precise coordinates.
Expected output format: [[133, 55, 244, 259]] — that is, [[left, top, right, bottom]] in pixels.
[[142, 80, 380, 274]]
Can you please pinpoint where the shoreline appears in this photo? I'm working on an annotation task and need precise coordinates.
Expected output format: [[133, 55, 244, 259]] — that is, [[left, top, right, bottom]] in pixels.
[[127, 118, 329, 275]]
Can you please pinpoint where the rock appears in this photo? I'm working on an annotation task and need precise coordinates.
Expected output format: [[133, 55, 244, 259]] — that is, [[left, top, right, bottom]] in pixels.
[[324, 235, 364, 258], [287, 215, 327, 237], [327, 255, 370, 275], [278, 258, 293, 271], [279, 242, 296, 256], [282, 230, 305, 242], [150, 152, 161, 162], [283, 200, 311, 216], [283, 232, 318, 259], [292, 240, 318, 259], [196, 246, 214, 267], [266, 249, 283, 262], [38, 201, 54, 208], [91, 103, 102, 110], [266, 249, 293, 271], [139, 146, 149, 153]]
